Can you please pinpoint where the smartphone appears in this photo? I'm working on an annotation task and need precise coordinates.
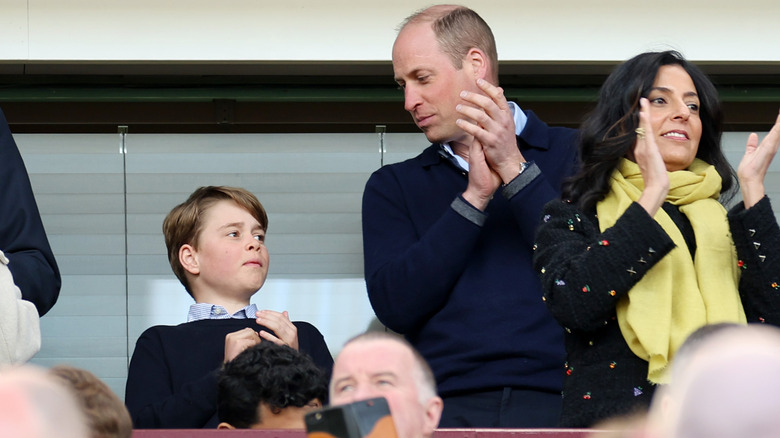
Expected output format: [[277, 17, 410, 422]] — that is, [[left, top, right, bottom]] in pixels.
[[305, 396, 397, 438]]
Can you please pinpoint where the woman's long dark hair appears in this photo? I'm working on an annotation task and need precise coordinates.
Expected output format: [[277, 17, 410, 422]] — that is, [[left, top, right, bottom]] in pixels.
[[563, 51, 735, 211]]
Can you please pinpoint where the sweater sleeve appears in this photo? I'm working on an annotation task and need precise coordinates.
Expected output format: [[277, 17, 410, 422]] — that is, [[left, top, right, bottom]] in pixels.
[[125, 327, 220, 429], [729, 196, 780, 324], [362, 168, 483, 334], [295, 321, 334, 378], [503, 162, 564, 245], [503, 111, 580, 246], [533, 200, 676, 332], [0, 108, 61, 316]]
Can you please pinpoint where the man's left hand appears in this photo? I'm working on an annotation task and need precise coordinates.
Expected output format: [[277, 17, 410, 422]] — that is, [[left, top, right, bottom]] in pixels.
[[456, 78, 526, 184]]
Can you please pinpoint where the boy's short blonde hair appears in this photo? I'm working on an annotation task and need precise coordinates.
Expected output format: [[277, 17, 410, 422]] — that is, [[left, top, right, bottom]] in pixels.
[[162, 186, 268, 296]]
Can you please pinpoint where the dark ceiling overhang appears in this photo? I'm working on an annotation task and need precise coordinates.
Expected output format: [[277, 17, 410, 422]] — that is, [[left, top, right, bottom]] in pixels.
[[2, 60, 778, 133]]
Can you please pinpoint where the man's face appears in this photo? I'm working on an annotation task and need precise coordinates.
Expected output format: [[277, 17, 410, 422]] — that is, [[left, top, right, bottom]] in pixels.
[[330, 339, 440, 438], [392, 22, 477, 145]]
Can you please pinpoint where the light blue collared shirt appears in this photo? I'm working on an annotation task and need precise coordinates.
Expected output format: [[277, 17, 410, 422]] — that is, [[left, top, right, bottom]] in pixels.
[[186, 303, 259, 322], [441, 100, 528, 171]]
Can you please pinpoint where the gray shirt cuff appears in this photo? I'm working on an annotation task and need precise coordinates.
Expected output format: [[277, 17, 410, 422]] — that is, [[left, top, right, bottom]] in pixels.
[[451, 196, 487, 227], [502, 161, 540, 199]]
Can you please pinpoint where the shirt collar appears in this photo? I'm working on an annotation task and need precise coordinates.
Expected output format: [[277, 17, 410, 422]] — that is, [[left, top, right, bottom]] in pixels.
[[187, 303, 258, 322]]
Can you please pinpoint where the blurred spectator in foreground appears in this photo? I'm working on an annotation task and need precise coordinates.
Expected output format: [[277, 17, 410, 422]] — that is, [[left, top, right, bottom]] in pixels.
[[0, 365, 88, 438], [50, 364, 133, 438], [329, 332, 443, 438], [647, 323, 780, 438]]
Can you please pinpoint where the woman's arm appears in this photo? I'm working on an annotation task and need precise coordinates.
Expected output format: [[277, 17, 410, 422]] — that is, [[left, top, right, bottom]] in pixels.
[[534, 200, 675, 332], [737, 110, 780, 209], [730, 197, 780, 324]]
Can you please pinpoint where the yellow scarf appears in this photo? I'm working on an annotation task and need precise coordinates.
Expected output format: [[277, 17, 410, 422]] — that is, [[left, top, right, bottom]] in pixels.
[[596, 158, 745, 384]]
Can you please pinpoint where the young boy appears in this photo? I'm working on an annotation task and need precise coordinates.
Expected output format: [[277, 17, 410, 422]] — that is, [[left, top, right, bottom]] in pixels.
[[217, 342, 328, 430], [125, 186, 333, 429]]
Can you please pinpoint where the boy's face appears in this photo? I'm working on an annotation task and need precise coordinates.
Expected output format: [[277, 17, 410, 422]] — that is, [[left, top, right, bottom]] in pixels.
[[185, 199, 269, 301]]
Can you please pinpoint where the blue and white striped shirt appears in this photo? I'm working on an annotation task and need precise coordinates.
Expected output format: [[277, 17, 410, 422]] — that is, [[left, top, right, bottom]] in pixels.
[[186, 303, 259, 322]]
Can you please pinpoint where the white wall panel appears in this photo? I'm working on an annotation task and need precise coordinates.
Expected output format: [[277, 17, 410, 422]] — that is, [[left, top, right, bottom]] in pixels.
[[0, 0, 28, 60], [55, 256, 127, 276], [42, 213, 125, 234], [12, 0, 780, 62]]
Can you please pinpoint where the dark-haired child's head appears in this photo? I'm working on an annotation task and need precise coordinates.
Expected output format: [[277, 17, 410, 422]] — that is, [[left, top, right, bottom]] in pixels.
[[217, 342, 328, 429]]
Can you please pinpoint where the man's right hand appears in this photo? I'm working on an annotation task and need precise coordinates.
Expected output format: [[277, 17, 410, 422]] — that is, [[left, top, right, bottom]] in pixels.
[[223, 327, 261, 363]]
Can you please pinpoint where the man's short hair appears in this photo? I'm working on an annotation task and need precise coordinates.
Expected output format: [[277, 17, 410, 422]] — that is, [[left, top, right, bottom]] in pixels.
[[217, 343, 328, 429], [49, 365, 133, 438], [162, 186, 268, 296], [400, 5, 498, 81], [343, 332, 438, 404]]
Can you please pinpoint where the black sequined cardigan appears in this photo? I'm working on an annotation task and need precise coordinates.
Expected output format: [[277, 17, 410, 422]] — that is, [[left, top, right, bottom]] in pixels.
[[533, 196, 780, 427]]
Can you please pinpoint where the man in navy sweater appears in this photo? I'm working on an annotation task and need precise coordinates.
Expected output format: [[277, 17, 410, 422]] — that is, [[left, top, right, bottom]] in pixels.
[[362, 5, 578, 427]]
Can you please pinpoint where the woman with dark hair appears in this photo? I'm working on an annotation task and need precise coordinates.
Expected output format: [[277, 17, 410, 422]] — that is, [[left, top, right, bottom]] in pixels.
[[533, 50, 780, 427]]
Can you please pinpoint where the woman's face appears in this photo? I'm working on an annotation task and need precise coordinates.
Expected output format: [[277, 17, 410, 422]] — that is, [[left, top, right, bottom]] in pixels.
[[646, 64, 702, 171]]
